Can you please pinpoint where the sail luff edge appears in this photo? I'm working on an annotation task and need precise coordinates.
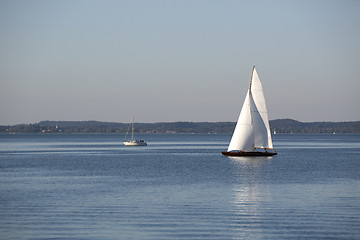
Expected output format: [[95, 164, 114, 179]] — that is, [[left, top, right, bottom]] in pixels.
[[249, 65, 255, 96]]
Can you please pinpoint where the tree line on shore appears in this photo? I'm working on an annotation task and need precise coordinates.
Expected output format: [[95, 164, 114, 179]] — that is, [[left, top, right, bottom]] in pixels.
[[1, 119, 360, 134]]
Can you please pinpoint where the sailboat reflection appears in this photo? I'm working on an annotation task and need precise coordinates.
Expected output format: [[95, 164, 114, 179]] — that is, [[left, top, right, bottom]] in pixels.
[[229, 157, 272, 238]]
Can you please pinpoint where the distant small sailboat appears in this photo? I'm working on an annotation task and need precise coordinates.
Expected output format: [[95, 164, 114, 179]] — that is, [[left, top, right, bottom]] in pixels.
[[222, 66, 277, 156], [123, 117, 147, 146]]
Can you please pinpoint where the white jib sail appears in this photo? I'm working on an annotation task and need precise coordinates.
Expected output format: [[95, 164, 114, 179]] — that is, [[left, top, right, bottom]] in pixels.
[[227, 67, 273, 152], [227, 90, 254, 152]]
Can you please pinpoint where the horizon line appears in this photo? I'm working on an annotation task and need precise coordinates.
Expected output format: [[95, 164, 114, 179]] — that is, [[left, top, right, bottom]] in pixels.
[[2, 118, 360, 126]]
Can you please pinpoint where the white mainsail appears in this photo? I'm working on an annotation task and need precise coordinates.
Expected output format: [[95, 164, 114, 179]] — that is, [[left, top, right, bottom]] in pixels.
[[227, 66, 273, 152]]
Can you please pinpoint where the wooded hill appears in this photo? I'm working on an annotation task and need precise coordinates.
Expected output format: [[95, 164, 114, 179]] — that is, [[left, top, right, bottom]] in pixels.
[[1, 119, 360, 134]]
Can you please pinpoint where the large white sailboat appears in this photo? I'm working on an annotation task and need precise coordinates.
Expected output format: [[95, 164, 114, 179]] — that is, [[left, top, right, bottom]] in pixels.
[[123, 117, 147, 146], [222, 66, 277, 156]]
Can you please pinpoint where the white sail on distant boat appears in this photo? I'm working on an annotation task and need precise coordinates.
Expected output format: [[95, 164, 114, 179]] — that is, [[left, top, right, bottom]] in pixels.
[[123, 117, 147, 146], [222, 66, 277, 156]]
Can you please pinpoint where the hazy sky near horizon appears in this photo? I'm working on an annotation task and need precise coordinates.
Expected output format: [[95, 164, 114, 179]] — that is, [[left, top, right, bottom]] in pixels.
[[1, 0, 360, 125]]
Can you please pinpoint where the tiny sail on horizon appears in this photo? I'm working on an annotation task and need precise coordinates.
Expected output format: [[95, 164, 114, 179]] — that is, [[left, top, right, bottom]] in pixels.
[[222, 66, 277, 156]]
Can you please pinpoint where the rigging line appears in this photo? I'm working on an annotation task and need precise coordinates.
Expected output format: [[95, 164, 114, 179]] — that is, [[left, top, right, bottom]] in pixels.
[[123, 119, 132, 141]]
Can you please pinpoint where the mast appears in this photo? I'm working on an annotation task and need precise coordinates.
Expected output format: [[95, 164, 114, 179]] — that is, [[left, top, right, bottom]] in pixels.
[[131, 116, 134, 141]]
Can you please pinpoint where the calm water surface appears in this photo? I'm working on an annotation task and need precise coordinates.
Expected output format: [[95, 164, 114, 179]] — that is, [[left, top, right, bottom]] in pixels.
[[0, 134, 359, 240]]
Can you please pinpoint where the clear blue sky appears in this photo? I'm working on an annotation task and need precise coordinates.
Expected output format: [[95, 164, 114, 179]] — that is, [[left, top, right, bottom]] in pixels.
[[1, 0, 359, 125]]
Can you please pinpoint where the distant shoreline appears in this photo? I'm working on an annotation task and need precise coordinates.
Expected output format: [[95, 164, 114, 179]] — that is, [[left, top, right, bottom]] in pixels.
[[1, 119, 360, 134]]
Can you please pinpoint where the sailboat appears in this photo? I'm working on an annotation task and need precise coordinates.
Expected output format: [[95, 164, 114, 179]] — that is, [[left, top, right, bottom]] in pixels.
[[222, 66, 277, 156], [123, 117, 147, 146]]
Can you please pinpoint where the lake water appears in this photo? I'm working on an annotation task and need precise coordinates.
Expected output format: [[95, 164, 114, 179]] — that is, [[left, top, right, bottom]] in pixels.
[[0, 134, 359, 240]]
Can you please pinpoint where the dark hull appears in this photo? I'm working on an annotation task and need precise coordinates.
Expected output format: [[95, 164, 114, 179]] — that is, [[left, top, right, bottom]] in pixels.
[[222, 151, 277, 157]]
